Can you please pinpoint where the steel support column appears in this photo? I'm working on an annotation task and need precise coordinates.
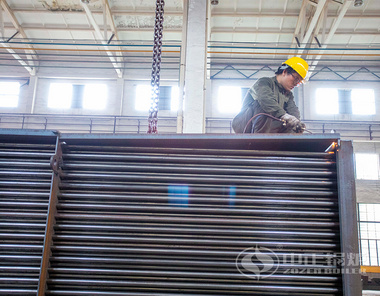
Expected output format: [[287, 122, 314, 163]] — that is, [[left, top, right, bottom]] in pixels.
[[336, 140, 361, 296], [183, 0, 207, 133]]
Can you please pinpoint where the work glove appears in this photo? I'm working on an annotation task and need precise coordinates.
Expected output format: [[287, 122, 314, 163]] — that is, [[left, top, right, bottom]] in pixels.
[[295, 122, 306, 133], [280, 113, 300, 127]]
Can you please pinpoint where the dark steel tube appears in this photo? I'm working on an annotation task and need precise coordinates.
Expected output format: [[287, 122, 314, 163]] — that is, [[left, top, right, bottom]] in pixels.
[[58, 182, 336, 196], [60, 172, 335, 187], [48, 267, 339, 281], [55, 213, 339, 227], [63, 153, 335, 168], [46, 278, 340, 293], [54, 224, 338, 238], [56, 203, 338, 217], [62, 163, 336, 177], [62, 144, 335, 158]]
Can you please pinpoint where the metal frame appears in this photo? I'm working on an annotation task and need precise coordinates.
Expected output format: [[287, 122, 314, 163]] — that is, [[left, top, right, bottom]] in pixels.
[[0, 130, 362, 295], [336, 140, 361, 295], [210, 64, 380, 81], [37, 133, 62, 296]]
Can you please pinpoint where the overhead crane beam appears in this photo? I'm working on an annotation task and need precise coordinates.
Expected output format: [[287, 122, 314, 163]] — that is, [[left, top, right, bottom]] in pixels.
[[288, 0, 308, 57], [0, 24, 376, 36], [102, 0, 124, 66], [307, 0, 354, 77], [81, 1, 122, 78], [296, 0, 328, 56], [0, 0, 38, 75], [10, 8, 380, 19]]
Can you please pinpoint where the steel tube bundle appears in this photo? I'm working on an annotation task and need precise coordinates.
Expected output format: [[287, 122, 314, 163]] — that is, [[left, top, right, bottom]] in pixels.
[[0, 132, 360, 295], [0, 132, 57, 296], [48, 134, 342, 296]]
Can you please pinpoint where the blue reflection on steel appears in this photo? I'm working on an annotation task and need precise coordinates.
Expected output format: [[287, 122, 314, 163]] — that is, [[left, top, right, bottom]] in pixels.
[[168, 185, 189, 207], [229, 186, 236, 206]]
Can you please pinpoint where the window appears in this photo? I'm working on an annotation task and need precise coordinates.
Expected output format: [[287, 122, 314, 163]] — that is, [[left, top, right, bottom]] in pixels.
[[48, 83, 73, 109], [48, 83, 107, 110], [158, 86, 172, 111], [83, 84, 107, 110], [135, 85, 179, 112], [351, 89, 375, 115], [316, 88, 339, 114], [171, 86, 179, 111], [338, 89, 352, 114], [355, 153, 379, 180], [217, 86, 242, 114], [71, 85, 84, 109], [0, 82, 20, 107], [316, 88, 376, 115], [358, 204, 380, 266]]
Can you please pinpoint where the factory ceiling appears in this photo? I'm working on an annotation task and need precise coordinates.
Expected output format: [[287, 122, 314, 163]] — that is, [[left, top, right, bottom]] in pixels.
[[0, 0, 379, 77]]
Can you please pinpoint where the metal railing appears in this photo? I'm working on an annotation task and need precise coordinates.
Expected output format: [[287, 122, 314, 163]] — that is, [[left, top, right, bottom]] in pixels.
[[1, 113, 380, 140], [0, 113, 177, 134], [206, 117, 380, 140]]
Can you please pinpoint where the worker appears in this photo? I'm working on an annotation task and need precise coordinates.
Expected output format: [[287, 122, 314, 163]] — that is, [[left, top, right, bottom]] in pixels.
[[232, 57, 308, 133]]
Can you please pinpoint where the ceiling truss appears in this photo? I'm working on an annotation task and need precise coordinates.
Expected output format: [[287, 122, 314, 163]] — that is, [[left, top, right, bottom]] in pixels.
[[0, 0, 38, 75], [80, 1, 122, 78], [308, 0, 354, 75]]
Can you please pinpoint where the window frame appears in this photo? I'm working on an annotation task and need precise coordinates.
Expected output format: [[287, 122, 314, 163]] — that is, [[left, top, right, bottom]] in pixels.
[[135, 84, 179, 112]]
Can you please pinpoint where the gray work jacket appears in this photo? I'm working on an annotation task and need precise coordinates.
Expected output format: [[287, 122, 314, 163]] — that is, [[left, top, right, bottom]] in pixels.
[[242, 76, 300, 119], [242, 76, 300, 133]]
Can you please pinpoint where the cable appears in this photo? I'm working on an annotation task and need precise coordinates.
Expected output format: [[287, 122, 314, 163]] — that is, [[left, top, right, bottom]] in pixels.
[[243, 113, 283, 133], [243, 113, 312, 134]]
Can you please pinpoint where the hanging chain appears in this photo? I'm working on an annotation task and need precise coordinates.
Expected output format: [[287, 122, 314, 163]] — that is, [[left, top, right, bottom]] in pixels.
[[148, 0, 165, 134]]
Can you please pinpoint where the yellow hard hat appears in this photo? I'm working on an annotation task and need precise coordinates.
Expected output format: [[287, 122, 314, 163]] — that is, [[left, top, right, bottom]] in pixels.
[[284, 57, 309, 79]]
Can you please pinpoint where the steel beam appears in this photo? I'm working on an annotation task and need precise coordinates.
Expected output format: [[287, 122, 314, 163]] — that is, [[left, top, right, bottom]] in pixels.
[[336, 140, 361, 296], [102, 0, 124, 66], [9, 7, 380, 19], [307, 0, 354, 76], [297, 0, 328, 56], [81, 1, 122, 78], [0, 0, 37, 75], [37, 135, 62, 296]]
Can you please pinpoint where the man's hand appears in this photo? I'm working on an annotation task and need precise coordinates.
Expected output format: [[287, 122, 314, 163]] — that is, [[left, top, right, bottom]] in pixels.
[[295, 122, 306, 133], [281, 113, 300, 127]]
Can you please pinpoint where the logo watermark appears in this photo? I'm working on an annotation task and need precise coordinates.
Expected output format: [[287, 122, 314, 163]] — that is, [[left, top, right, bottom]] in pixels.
[[235, 246, 364, 280], [235, 245, 279, 280]]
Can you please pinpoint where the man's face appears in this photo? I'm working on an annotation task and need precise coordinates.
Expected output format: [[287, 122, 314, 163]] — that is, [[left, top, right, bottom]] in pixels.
[[281, 71, 303, 92]]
